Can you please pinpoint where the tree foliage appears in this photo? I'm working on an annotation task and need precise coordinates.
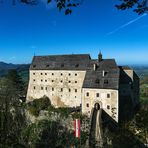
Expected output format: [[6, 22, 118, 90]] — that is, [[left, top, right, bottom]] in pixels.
[[116, 0, 148, 14], [0, 71, 26, 147], [5, 0, 148, 15], [22, 119, 88, 147]]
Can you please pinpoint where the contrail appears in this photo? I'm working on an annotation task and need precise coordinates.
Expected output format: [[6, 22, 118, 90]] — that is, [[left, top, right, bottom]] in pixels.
[[106, 13, 147, 36]]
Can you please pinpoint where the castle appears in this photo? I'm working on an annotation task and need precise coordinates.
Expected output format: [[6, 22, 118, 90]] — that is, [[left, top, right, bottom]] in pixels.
[[27, 53, 139, 122]]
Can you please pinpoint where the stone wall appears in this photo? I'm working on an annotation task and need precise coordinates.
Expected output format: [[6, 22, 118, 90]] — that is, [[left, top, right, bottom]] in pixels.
[[27, 70, 86, 107], [82, 88, 119, 122]]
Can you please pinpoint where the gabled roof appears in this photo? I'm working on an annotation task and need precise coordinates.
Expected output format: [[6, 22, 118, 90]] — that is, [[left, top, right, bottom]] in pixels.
[[82, 59, 120, 89], [30, 54, 91, 70], [30, 54, 120, 89]]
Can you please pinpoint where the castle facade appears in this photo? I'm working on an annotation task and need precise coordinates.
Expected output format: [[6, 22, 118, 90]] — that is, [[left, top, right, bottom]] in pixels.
[[27, 53, 139, 122]]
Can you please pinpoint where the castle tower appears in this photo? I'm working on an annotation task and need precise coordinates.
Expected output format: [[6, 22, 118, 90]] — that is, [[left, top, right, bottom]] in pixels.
[[98, 52, 102, 62]]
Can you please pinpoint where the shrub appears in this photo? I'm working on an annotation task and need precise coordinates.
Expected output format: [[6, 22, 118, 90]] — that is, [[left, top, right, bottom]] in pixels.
[[28, 96, 51, 116]]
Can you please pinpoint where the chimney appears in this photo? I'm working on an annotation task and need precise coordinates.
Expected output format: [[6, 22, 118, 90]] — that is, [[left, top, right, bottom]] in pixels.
[[102, 70, 105, 77], [93, 64, 96, 71]]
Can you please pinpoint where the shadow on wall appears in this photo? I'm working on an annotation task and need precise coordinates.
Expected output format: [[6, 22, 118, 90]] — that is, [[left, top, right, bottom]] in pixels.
[[100, 110, 145, 147]]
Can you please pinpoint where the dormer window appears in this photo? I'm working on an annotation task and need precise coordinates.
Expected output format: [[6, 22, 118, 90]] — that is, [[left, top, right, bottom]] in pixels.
[[103, 70, 108, 76], [33, 65, 36, 68], [104, 80, 108, 84], [46, 64, 49, 67], [75, 64, 79, 68], [61, 64, 64, 67], [95, 79, 100, 84]]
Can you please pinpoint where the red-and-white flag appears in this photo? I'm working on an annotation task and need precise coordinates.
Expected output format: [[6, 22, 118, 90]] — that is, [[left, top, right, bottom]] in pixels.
[[74, 119, 81, 138]]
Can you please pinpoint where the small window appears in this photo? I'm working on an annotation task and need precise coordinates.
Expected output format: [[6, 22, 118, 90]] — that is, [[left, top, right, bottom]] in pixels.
[[46, 64, 49, 67], [41, 79, 43, 82], [75, 96, 77, 98], [69, 73, 71, 76], [33, 79, 35, 82], [96, 93, 99, 97], [52, 80, 54, 82], [69, 81, 71, 83], [41, 73, 43, 75], [45, 87, 47, 90], [107, 94, 110, 98], [75, 89, 77, 92], [45, 73, 47, 75], [80, 104, 82, 107], [61, 80, 63, 83], [41, 87, 43, 90], [95, 79, 100, 84], [104, 71, 108, 76], [86, 92, 89, 97], [33, 65, 36, 68], [75, 64, 79, 68], [103, 71, 108, 76], [52, 73, 54, 75], [104, 80, 108, 84], [75, 73, 77, 76], [61, 88, 63, 92], [52, 88, 54, 91], [107, 105, 110, 110], [45, 80, 47, 82], [69, 89, 71, 92], [75, 81, 77, 83], [61, 73, 63, 76], [61, 64, 64, 67], [33, 73, 35, 75], [86, 103, 89, 107], [34, 86, 36, 90]]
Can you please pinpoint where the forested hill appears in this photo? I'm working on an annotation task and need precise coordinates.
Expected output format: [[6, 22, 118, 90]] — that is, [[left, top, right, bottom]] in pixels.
[[0, 62, 30, 82]]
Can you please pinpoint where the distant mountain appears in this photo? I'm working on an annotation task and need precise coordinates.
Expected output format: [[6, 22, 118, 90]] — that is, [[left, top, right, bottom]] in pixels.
[[0, 62, 30, 81]]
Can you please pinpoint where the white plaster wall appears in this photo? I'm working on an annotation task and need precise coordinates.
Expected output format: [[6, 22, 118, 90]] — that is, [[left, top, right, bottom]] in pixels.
[[27, 70, 86, 107], [82, 88, 119, 122]]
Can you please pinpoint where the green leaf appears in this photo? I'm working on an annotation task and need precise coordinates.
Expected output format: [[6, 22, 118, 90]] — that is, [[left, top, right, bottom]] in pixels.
[[48, 0, 52, 3]]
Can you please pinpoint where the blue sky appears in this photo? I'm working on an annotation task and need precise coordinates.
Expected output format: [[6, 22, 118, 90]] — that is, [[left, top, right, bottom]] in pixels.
[[0, 0, 148, 65]]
